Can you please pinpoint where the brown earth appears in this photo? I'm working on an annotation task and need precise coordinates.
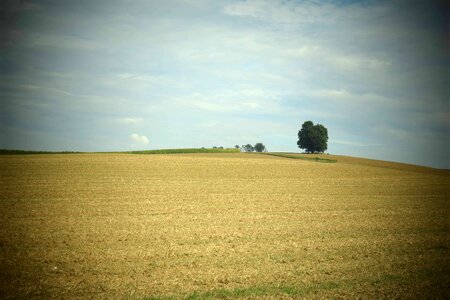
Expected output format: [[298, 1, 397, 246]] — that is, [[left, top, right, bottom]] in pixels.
[[0, 153, 449, 299]]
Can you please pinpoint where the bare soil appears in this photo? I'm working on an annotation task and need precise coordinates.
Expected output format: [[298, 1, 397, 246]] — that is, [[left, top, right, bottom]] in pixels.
[[1, 153, 449, 299]]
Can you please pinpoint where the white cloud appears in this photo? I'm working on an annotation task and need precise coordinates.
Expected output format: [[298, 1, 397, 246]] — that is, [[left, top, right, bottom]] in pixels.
[[223, 0, 388, 25], [198, 121, 218, 128], [175, 85, 282, 113], [306, 89, 406, 109], [130, 133, 149, 147], [119, 117, 144, 124]]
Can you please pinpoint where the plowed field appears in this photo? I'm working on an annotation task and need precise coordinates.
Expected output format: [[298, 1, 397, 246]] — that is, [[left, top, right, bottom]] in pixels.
[[1, 153, 449, 299]]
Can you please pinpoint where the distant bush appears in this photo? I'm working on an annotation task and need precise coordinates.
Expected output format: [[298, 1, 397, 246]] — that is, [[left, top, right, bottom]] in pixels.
[[241, 144, 254, 152], [240, 143, 267, 152]]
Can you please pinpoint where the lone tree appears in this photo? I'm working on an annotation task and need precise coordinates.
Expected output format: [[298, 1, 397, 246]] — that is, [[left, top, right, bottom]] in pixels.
[[254, 143, 267, 152], [297, 121, 328, 153]]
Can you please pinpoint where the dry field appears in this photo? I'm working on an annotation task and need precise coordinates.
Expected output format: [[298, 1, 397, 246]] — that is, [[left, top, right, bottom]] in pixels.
[[0, 153, 449, 299]]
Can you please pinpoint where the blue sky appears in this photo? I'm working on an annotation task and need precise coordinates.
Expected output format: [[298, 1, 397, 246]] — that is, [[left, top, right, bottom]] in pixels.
[[1, 0, 448, 168]]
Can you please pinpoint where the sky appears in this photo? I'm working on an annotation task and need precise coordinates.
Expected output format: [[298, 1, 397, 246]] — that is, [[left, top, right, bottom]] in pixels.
[[1, 0, 449, 168]]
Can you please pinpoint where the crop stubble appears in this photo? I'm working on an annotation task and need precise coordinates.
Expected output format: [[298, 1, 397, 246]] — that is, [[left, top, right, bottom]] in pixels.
[[0, 153, 449, 299]]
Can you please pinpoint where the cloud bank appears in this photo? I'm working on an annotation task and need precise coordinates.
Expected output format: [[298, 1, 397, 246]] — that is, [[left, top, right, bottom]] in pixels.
[[0, 0, 448, 167]]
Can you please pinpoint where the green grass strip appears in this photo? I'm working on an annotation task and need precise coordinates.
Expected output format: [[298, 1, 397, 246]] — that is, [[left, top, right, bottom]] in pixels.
[[0, 148, 240, 155], [144, 282, 339, 300], [0, 149, 82, 155], [128, 148, 240, 154], [144, 267, 448, 300], [263, 152, 337, 163]]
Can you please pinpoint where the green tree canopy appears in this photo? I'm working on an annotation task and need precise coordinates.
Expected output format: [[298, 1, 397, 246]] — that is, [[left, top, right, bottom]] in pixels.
[[254, 143, 267, 152], [297, 121, 328, 153]]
